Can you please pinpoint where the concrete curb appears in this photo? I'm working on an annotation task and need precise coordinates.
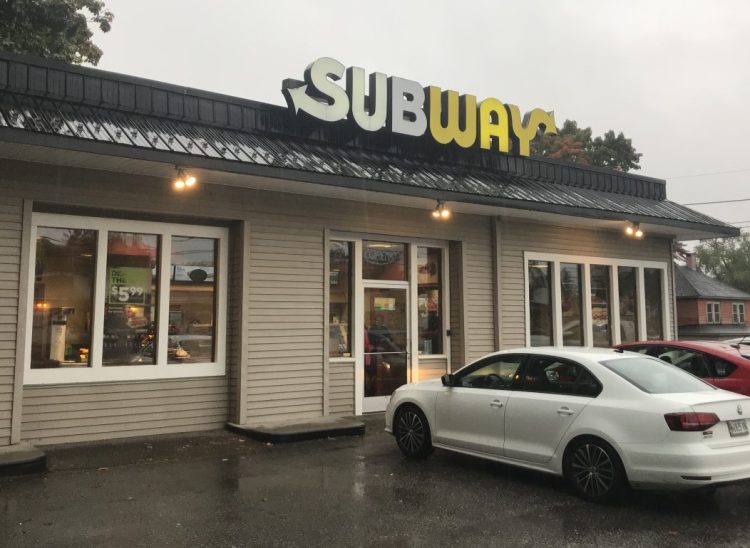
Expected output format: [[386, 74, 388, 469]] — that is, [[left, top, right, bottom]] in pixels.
[[0, 442, 46, 477], [226, 418, 366, 443]]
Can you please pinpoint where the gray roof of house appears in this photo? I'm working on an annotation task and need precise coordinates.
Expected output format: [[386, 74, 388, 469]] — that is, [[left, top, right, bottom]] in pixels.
[[0, 52, 739, 237], [676, 265, 750, 300]]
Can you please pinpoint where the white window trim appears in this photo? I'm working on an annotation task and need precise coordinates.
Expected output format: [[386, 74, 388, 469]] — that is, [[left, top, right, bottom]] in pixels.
[[24, 213, 228, 385], [523, 252, 670, 347], [706, 302, 721, 324], [732, 302, 745, 324]]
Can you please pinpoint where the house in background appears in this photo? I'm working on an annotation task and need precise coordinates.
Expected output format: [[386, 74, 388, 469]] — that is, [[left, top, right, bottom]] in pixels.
[[676, 254, 750, 340]]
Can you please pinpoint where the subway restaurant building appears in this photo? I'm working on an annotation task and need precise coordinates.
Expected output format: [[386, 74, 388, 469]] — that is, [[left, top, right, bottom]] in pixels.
[[0, 53, 737, 450]]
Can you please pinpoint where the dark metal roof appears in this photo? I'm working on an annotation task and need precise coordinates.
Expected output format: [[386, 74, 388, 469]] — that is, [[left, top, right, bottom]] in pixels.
[[677, 324, 750, 339], [0, 52, 739, 237], [676, 266, 750, 300]]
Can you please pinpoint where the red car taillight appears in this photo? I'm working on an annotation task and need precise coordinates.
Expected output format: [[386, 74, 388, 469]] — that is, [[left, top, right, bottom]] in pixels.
[[664, 412, 720, 431]]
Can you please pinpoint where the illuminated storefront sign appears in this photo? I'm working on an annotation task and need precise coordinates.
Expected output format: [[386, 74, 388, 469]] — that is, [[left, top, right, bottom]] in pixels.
[[282, 57, 557, 157]]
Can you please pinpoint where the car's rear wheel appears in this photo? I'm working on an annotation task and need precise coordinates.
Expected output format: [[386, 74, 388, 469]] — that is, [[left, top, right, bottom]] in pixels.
[[394, 405, 433, 459], [564, 437, 626, 503]]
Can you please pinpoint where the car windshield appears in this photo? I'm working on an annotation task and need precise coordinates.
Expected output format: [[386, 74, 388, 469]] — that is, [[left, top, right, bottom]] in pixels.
[[600, 357, 716, 394]]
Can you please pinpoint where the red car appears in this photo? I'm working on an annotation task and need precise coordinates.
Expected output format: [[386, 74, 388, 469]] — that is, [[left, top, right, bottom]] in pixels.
[[615, 340, 750, 396]]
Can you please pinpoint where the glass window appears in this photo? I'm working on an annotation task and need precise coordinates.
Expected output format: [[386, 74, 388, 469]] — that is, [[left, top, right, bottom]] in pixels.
[[733, 303, 746, 324], [362, 241, 407, 281], [417, 247, 443, 355], [457, 355, 523, 389], [520, 356, 601, 397], [644, 268, 664, 340], [103, 232, 159, 366], [706, 302, 720, 324], [601, 357, 715, 393], [528, 260, 553, 346], [168, 236, 217, 364], [590, 265, 612, 347], [560, 263, 583, 346], [618, 267, 638, 343], [713, 358, 737, 378], [329, 241, 352, 358], [651, 347, 712, 377], [31, 227, 97, 369]]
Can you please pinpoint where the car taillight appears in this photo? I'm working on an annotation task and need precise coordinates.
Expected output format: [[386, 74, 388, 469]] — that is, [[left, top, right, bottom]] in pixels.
[[664, 412, 720, 431]]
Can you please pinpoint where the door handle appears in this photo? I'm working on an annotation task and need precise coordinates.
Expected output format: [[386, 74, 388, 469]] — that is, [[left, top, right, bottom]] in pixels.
[[557, 407, 575, 416], [490, 400, 504, 409]]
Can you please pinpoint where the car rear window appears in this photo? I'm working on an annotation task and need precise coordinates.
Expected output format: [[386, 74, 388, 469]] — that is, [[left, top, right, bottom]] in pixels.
[[600, 357, 716, 394]]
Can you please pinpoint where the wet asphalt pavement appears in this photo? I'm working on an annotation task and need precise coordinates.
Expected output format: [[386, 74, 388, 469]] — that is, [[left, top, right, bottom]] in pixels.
[[2, 415, 750, 547]]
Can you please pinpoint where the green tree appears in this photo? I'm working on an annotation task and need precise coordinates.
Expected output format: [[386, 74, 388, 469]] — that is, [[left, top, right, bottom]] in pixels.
[[531, 119, 642, 172], [0, 0, 113, 66], [694, 234, 750, 294]]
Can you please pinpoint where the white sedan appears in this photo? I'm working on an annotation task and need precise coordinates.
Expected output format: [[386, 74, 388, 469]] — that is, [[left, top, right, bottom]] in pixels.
[[385, 348, 750, 502]]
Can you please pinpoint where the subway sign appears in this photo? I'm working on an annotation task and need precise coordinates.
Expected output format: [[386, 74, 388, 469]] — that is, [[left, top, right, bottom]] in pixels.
[[282, 57, 557, 157]]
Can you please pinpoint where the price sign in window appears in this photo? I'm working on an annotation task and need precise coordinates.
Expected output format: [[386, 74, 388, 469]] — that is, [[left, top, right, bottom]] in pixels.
[[103, 232, 159, 366]]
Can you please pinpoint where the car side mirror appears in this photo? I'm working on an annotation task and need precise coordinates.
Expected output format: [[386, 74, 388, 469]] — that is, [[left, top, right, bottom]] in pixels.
[[441, 373, 455, 387]]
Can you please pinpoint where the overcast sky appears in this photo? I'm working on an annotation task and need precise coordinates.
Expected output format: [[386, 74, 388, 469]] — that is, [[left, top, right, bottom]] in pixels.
[[93, 0, 750, 231]]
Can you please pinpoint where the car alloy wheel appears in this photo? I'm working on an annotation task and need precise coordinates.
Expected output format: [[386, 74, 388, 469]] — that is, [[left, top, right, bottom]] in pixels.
[[394, 406, 433, 459], [564, 438, 625, 502]]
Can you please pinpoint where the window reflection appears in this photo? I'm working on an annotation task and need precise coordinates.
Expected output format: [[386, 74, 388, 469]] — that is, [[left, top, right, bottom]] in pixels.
[[528, 260, 553, 346], [418, 247, 443, 355], [618, 267, 638, 343], [362, 241, 407, 281], [31, 227, 96, 369], [103, 232, 159, 366], [590, 265, 612, 347], [329, 241, 352, 358], [168, 236, 217, 363], [560, 263, 583, 346], [644, 268, 663, 340]]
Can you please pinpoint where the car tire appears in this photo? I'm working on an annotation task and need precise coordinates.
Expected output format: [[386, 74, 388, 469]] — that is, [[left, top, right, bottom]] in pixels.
[[563, 437, 627, 503], [394, 405, 433, 459]]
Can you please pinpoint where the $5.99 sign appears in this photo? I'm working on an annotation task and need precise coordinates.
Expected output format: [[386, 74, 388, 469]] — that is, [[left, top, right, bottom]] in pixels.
[[108, 267, 150, 305]]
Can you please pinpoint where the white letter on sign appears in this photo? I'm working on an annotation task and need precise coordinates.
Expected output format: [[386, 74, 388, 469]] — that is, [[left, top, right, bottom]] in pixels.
[[282, 57, 350, 123], [387, 77, 427, 137], [347, 66, 387, 132]]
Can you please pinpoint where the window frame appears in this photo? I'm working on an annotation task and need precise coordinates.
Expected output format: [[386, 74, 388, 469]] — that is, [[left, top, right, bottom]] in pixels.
[[732, 302, 745, 324], [523, 253, 670, 347], [706, 302, 721, 324], [24, 213, 229, 385]]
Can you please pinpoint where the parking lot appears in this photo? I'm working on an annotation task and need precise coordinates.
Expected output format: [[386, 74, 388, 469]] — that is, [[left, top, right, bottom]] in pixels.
[[2, 415, 750, 547]]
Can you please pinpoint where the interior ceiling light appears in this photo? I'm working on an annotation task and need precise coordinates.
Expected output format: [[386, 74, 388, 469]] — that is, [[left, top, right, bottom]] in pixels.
[[625, 222, 644, 239], [173, 166, 197, 191], [432, 200, 451, 220]]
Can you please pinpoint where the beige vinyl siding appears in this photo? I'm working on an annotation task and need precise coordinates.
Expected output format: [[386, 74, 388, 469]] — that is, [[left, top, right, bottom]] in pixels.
[[329, 360, 355, 417], [418, 357, 448, 381], [0, 198, 22, 446], [246, 219, 324, 422], [449, 241, 464, 371], [21, 378, 228, 445], [0, 161, 494, 439], [498, 218, 675, 348]]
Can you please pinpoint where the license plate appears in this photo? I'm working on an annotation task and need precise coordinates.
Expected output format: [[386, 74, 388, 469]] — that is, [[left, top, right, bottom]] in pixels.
[[728, 419, 749, 437]]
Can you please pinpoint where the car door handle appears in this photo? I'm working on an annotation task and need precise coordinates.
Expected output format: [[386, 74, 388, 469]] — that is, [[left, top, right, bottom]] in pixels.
[[557, 407, 574, 416], [490, 400, 504, 409]]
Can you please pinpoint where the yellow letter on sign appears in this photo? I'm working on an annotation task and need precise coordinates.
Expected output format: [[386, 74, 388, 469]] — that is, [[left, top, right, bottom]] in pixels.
[[426, 86, 477, 149], [478, 98, 510, 153], [507, 106, 557, 157]]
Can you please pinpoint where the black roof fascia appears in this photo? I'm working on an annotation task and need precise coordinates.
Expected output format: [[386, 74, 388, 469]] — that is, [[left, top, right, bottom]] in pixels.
[[0, 126, 738, 238], [0, 51, 667, 201]]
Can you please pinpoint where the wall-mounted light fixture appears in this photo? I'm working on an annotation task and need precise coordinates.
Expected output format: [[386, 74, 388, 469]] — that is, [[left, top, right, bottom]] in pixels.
[[625, 222, 644, 239], [431, 200, 451, 220], [173, 166, 197, 191]]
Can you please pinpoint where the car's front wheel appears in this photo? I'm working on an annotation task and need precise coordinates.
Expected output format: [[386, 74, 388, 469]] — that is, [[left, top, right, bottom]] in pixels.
[[563, 437, 626, 503], [394, 405, 433, 459]]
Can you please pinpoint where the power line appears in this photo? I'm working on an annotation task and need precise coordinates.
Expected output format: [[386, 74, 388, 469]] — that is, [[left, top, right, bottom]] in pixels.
[[682, 197, 750, 206], [668, 167, 750, 179]]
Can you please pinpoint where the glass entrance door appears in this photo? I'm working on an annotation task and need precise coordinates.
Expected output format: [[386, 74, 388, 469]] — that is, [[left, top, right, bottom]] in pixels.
[[363, 286, 409, 412]]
